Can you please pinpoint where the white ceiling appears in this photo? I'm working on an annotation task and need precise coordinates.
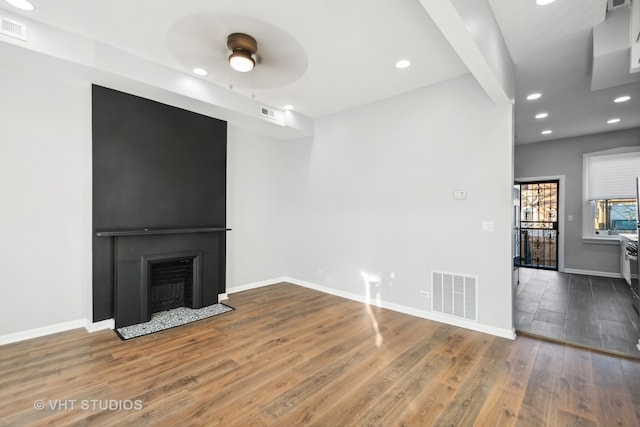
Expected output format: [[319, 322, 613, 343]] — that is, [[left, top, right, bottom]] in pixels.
[[489, 0, 640, 144], [0, 0, 468, 119], [1, 0, 639, 144]]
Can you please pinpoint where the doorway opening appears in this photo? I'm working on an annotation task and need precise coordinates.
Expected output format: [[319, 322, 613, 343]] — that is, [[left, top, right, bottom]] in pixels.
[[518, 180, 559, 271]]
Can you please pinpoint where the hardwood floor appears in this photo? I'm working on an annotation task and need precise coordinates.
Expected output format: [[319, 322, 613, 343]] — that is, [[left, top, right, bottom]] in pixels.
[[1, 283, 639, 426]]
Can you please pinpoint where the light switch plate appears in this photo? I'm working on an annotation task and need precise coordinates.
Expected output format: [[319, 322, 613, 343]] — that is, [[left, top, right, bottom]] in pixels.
[[453, 190, 466, 199], [481, 221, 494, 232]]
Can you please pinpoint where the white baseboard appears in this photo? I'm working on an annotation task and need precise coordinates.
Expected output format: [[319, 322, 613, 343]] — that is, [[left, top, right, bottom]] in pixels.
[[563, 268, 623, 278], [226, 277, 288, 295], [283, 277, 516, 340], [84, 318, 114, 332], [0, 318, 115, 346], [0, 319, 86, 346]]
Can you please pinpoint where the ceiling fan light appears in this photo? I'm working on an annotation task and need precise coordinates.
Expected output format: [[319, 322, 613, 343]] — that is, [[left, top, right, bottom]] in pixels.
[[6, 0, 34, 11], [229, 51, 255, 72], [395, 59, 411, 69]]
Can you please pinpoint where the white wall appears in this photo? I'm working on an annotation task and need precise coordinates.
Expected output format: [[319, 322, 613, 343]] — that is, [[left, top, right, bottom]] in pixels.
[[226, 126, 306, 288], [0, 66, 92, 336], [285, 74, 514, 335]]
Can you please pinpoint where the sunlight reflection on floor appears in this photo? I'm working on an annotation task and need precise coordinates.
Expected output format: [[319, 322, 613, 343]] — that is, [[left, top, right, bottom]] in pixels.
[[361, 271, 384, 348]]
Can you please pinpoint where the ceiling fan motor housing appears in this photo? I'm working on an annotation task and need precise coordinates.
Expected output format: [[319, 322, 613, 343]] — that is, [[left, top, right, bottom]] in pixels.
[[227, 32, 257, 55]]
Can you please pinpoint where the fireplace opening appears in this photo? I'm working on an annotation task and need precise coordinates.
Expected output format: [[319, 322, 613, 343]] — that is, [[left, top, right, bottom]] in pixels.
[[139, 250, 204, 323], [149, 257, 195, 313]]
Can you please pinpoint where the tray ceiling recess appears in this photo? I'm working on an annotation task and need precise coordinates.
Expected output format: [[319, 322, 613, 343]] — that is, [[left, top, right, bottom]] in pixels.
[[167, 14, 308, 91]]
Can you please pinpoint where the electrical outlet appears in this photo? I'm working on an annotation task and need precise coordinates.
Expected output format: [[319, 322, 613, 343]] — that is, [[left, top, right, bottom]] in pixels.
[[420, 291, 430, 298], [316, 269, 324, 276]]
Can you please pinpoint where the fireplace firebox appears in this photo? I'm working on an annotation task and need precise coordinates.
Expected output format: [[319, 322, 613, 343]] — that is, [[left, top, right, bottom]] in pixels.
[[142, 252, 202, 321], [149, 257, 195, 313]]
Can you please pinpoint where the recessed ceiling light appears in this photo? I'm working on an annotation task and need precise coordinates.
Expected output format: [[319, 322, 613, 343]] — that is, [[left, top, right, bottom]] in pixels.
[[614, 95, 631, 103], [536, 0, 556, 5], [607, 118, 621, 124], [395, 59, 411, 69], [526, 93, 542, 100], [535, 112, 548, 119], [283, 105, 294, 111], [192, 68, 208, 76], [6, 0, 34, 10], [541, 130, 553, 135]]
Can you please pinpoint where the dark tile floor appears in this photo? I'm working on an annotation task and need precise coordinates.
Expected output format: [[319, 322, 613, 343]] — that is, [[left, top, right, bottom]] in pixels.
[[514, 268, 640, 358]]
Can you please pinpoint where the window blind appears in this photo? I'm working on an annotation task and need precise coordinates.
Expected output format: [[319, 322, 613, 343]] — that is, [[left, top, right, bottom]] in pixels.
[[586, 151, 640, 200]]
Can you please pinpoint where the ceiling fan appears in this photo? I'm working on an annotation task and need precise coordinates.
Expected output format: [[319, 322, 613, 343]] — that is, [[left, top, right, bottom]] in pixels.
[[167, 13, 307, 89], [227, 32, 258, 73]]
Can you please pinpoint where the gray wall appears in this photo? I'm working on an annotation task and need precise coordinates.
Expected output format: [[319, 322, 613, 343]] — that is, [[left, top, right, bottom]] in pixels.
[[515, 127, 640, 274]]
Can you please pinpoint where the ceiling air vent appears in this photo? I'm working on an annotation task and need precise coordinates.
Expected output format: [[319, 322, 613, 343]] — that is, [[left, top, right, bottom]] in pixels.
[[259, 105, 285, 126], [0, 16, 27, 41], [260, 106, 276, 119]]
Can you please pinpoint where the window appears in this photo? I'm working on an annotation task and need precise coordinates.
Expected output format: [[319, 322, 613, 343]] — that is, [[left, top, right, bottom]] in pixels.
[[593, 198, 637, 236], [583, 148, 640, 240]]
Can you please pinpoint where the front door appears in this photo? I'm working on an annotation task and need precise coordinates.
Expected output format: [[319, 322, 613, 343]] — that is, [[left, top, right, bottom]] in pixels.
[[519, 180, 559, 270]]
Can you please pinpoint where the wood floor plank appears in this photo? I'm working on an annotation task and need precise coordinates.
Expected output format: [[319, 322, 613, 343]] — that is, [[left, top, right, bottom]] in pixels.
[[557, 345, 599, 423], [555, 408, 599, 427], [0, 283, 639, 426], [298, 319, 451, 426], [472, 336, 541, 427], [261, 309, 417, 422], [515, 341, 563, 426], [427, 336, 528, 427], [621, 358, 640, 422]]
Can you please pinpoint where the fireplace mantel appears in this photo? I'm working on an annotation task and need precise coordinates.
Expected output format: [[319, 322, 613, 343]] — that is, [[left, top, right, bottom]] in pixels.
[[96, 227, 231, 237]]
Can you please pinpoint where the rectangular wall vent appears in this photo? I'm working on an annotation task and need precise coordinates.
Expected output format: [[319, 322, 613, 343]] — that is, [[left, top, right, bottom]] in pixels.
[[260, 106, 275, 119], [431, 271, 477, 322], [259, 105, 285, 126], [0, 16, 27, 41]]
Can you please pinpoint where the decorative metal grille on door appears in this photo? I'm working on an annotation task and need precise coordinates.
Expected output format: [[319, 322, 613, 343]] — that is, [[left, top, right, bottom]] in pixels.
[[519, 181, 558, 270]]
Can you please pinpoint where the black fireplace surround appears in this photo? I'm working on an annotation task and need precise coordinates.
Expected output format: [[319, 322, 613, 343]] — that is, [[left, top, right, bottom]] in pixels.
[[96, 227, 228, 328], [92, 85, 228, 327]]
